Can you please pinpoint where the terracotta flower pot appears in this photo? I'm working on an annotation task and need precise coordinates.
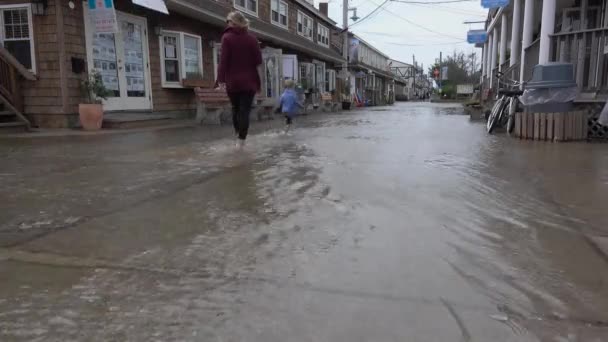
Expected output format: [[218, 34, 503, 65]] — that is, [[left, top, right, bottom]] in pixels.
[[78, 103, 103, 130]]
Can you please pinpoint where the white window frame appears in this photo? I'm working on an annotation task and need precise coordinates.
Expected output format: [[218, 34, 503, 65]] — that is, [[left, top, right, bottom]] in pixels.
[[0, 5, 35, 73], [234, 0, 258, 16], [270, 0, 288, 28], [297, 11, 313, 40], [317, 23, 329, 47], [159, 30, 203, 88]]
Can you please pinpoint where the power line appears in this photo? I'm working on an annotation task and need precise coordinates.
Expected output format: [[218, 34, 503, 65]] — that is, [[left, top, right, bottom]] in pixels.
[[384, 40, 467, 46], [359, 0, 465, 40], [406, 2, 486, 16]]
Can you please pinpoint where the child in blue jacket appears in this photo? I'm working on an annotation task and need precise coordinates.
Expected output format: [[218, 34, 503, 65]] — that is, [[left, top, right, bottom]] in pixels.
[[279, 79, 303, 131]]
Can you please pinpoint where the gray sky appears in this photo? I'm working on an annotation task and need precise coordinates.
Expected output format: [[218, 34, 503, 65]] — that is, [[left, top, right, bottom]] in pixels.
[[326, 0, 488, 72]]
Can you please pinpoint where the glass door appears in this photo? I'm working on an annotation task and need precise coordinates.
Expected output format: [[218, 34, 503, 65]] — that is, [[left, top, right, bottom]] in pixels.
[[119, 14, 150, 110], [85, 11, 151, 111]]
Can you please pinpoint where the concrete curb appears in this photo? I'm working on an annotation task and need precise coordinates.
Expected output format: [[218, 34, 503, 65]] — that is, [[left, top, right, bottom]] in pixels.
[[0, 122, 198, 139]]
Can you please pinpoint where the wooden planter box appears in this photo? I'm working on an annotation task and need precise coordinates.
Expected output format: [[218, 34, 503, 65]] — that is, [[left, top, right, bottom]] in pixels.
[[181, 79, 214, 88], [513, 110, 588, 142]]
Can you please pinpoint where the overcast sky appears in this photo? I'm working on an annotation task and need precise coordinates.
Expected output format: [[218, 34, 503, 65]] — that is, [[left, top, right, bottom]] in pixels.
[[325, 0, 489, 72]]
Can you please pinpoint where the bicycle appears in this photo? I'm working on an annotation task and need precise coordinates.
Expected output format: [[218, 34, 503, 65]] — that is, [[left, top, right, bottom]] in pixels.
[[487, 71, 524, 134]]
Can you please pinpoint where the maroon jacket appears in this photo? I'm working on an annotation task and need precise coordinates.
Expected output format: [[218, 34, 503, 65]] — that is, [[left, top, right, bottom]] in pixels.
[[217, 27, 262, 93]]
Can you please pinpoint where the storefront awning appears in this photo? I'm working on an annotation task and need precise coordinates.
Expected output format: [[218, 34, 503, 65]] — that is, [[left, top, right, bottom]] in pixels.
[[132, 0, 168, 14]]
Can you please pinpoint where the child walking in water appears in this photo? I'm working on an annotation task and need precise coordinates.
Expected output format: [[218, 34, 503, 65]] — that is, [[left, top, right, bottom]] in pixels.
[[278, 80, 303, 132]]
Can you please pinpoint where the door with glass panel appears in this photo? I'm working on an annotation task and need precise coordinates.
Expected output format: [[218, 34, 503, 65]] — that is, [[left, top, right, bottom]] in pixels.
[[85, 11, 151, 111]]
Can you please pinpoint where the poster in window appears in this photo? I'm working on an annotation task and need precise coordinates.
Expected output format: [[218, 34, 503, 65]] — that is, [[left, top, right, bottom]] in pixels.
[[88, 0, 118, 33]]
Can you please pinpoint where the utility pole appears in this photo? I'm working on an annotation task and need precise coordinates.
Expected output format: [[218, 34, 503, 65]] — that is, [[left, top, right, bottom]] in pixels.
[[439, 51, 442, 91], [412, 54, 416, 98], [342, 0, 349, 88]]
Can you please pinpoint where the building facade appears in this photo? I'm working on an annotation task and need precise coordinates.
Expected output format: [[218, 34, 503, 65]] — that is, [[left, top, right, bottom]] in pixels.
[[480, 0, 608, 103], [389, 58, 431, 101], [348, 34, 394, 106], [0, 0, 346, 128]]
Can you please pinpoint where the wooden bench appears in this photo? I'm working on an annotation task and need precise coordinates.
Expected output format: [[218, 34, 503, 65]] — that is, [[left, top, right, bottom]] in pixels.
[[194, 87, 230, 125]]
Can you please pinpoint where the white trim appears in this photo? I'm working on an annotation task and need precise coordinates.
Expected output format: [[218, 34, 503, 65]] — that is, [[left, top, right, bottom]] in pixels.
[[83, 8, 153, 111], [270, 0, 288, 29], [0, 4, 36, 73], [234, 0, 258, 17], [159, 30, 203, 88], [181, 32, 204, 79], [317, 23, 329, 47], [213, 42, 220, 82], [159, 31, 181, 88], [297, 10, 313, 41]]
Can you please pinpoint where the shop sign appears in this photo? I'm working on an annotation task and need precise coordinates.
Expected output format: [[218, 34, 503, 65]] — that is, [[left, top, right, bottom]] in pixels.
[[88, 0, 118, 33], [467, 30, 487, 44], [481, 0, 509, 9]]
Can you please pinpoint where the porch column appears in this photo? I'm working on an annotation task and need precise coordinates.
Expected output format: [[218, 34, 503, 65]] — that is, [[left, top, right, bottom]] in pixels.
[[490, 27, 498, 88], [538, 0, 556, 63], [519, 0, 534, 86], [499, 14, 508, 70], [510, 0, 522, 66], [484, 34, 489, 83], [482, 42, 488, 78]]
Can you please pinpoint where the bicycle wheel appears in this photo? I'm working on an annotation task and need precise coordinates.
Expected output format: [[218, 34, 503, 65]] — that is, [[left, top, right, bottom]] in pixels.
[[506, 98, 516, 134], [487, 99, 505, 134]]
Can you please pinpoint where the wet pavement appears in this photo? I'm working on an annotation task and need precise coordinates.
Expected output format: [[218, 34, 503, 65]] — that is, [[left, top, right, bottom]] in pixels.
[[1, 102, 608, 341]]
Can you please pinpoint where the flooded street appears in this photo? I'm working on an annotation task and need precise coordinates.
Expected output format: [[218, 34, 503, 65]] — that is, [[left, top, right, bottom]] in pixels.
[[1, 102, 608, 341]]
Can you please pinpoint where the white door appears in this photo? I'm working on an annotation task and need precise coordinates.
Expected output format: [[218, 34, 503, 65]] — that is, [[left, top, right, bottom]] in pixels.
[[84, 11, 152, 111], [213, 42, 221, 81], [281, 54, 298, 82], [262, 48, 282, 99], [312, 60, 326, 93]]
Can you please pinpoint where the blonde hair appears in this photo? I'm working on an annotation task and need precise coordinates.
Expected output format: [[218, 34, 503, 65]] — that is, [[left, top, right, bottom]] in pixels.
[[284, 79, 295, 88], [227, 11, 249, 29]]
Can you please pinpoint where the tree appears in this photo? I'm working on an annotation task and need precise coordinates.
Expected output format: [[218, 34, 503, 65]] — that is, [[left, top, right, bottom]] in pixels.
[[427, 50, 481, 98]]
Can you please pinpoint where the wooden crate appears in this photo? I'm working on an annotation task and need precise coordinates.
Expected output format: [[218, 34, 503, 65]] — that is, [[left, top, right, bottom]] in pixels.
[[513, 110, 587, 142]]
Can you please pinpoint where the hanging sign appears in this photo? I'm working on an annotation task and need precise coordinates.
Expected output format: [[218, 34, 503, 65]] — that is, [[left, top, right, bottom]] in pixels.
[[88, 0, 118, 33], [441, 66, 448, 81], [467, 29, 487, 44], [132, 0, 169, 14], [481, 0, 509, 8]]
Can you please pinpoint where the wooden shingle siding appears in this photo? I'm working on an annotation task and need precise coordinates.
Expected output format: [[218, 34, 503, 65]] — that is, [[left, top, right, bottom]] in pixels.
[[0, 0, 344, 127]]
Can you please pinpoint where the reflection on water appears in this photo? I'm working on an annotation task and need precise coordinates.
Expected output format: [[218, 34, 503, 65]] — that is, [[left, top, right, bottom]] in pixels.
[[1, 102, 608, 340]]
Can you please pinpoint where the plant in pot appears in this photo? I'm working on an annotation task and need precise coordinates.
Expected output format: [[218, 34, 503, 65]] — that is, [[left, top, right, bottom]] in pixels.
[[79, 70, 110, 130], [341, 83, 352, 110]]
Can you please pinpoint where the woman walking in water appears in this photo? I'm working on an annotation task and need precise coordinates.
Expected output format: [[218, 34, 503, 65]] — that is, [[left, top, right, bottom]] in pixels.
[[217, 11, 263, 149]]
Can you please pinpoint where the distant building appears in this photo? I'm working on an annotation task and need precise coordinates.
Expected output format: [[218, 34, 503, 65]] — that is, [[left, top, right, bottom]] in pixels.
[[389, 59, 431, 100], [348, 34, 395, 106]]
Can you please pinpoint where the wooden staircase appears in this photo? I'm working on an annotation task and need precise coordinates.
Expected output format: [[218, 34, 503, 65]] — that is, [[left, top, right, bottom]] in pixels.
[[0, 46, 36, 133]]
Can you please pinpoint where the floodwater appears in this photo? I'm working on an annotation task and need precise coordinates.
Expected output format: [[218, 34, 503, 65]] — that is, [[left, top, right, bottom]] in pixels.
[[1, 102, 608, 341]]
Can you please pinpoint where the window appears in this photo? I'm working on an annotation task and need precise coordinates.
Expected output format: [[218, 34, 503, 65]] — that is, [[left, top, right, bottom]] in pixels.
[[0, 6, 34, 71], [299, 62, 315, 90], [159, 31, 203, 87], [234, 0, 257, 16], [317, 24, 329, 47], [325, 69, 336, 92], [297, 11, 313, 40], [271, 0, 288, 27]]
